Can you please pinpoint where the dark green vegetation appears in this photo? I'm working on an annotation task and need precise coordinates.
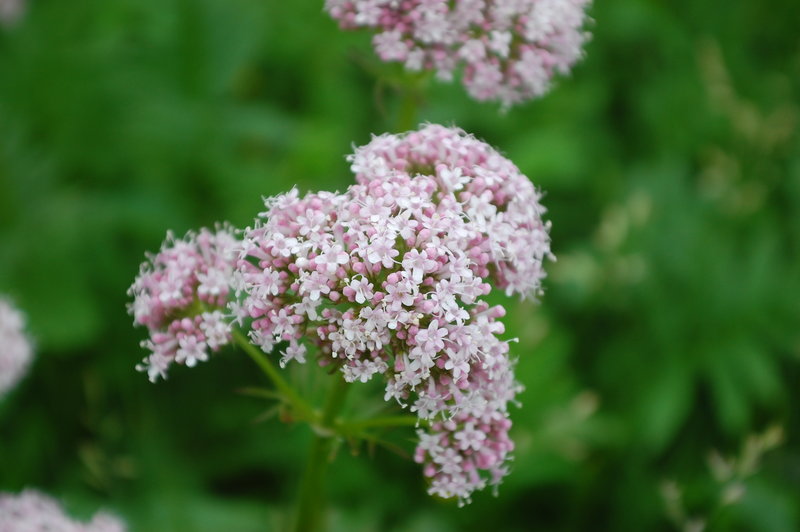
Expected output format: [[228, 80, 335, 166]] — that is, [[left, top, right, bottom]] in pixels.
[[1, 1, 798, 530]]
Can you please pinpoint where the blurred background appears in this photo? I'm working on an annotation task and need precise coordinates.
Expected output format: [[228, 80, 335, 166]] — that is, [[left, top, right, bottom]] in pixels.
[[1, 0, 799, 530]]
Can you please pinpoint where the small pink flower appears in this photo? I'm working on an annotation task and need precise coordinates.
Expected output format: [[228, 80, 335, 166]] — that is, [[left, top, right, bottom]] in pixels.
[[280, 341, 307, 368], [415, 321, 448, 353]]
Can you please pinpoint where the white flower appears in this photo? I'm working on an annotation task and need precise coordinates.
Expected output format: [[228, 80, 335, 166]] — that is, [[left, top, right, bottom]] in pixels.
[[280, 342, 307, 368]]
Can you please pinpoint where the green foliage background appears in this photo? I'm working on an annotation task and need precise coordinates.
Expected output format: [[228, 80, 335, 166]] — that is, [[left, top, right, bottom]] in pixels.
[[1, 1, 798, 530]]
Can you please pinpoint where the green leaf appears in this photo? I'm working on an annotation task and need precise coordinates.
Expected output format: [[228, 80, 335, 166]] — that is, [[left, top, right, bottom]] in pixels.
[[636, 361, 693, 452]]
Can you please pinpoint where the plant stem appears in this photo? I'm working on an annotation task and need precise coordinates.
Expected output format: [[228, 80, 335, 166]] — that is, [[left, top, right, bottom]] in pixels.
[[293, 377, 350, 532], [339, 415, 421, 433], [396, 85, 420, 132], [393, 70, 433, 132], [232, 329, 316, 423]]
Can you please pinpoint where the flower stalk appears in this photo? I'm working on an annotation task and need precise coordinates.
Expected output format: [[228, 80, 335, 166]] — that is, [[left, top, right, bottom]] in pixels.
[[293, 376, 350, 532], [232, 329, 316, 424]]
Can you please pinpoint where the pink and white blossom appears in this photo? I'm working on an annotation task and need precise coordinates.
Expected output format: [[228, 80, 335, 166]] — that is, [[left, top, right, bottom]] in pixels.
[[128, 227, 239, 381], [236, 124, 552, 503], [326, 0, 592, 107]]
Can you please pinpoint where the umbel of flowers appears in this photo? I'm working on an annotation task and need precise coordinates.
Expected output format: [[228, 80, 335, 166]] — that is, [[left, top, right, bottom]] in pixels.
[[128, 228, 239, 382], [129, 124, 553, 504], [325, 0, 592, 108]]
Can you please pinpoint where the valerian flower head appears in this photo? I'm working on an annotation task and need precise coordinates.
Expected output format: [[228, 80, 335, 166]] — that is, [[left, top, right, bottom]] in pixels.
[[0, 490, 126, 532], [128, 227, 239, 382], [326, 0, 592, 108], [237, 124, 552, 503], [0, 296, 33, 399], [348, 123, 554, 297]]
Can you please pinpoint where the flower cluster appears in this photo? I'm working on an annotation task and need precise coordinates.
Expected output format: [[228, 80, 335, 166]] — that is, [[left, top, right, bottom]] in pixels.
[[237, 124, 552, 502], [127, 124, 552, 503], [128, 227, 239, 382], [325, 0, 591, 107], [0, 297, 33, 399], [0, 490, 126, 532], [348, 124, 552, 296]]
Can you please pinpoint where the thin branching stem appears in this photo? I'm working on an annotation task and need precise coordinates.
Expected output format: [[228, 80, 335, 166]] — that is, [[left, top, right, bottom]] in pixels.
[[232, 329, 316, 424]]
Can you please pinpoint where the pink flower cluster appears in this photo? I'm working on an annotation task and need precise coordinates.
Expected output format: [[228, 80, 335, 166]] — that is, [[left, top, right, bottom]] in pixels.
[[326, 0, 591, 107], [0, 490, 126, 532], [127, 124, 552, 503], [128, 228, 239, 382], [237, 124, 552, 502], [0, 297, 33, 398]]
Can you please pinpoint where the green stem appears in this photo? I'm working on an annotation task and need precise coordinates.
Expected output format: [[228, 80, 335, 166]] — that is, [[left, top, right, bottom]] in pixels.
[[396, 86, 420, 132], [293, 377, 350, 532], [232, 329, 315, 423], [339, 415, 421, 433]]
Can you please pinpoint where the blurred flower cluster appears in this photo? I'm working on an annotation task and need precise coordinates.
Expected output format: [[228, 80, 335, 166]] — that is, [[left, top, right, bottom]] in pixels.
[[0, 297, 33, 399], [326, 0, 592, 107], [0, 490, 126, 532], [0, 0, 24, 27]]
